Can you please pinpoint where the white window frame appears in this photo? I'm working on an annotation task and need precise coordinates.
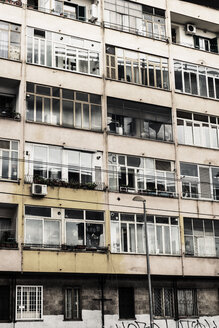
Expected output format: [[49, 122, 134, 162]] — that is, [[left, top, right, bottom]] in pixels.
[[27, 27, 101, 76], [110, 213, 180, 255], [0, 138, 19, 181], [108, 153, 175, 196], [16, 285, 43, 320], [25, 142, 102, 185], [65, 209, 105, 247], [177, 111, 219, 149]]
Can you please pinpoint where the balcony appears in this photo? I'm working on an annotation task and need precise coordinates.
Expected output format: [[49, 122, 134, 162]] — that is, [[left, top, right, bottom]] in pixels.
[[107, 97, 172, 142], [104, 1, 166, 41], [26, 0, 99, 24], [171, 12, 219, 54]]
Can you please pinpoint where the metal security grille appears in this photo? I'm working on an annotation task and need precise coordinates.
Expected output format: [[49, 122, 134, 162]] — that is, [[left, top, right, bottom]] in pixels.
[[153, 288, 174, 317], [16, 286, 43, 320], [177, 289, 197, 316]]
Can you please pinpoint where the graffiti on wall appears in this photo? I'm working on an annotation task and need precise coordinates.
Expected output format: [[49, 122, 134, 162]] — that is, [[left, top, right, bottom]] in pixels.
[[115, 319, 218, 328]]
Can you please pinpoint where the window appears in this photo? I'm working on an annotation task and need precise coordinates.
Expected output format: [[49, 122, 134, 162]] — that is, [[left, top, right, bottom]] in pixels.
[[0, 139, 18, 180], [153, 288, 174, 317], [24, 206, 105, 248], [27, 27, 100, 76], [174, 61, 219, 100], [177, 110, 219, 149], [184, 218, 219, 257], [107, 97, 172, 141], [110, 212, 180, 255], [16, 286, 43, 320], [194, 36, 218, 53], [65, 209, 104, 247], [0, 286, 10, 321], [180, 162, 219, 200], [0, 21, 21, 61], [26, 83, 102, 131], [108, 153, 176, 197], [0, 204, 17, 247], [106, 46, 169, 90], [119, 287, 135, 319], [153, 288, 197, 318], [104, 1, 165, 40], [64, 288, 81, 320], [177, 289, 197, 317], [27, 0, 89, 22], [25, 143, 102, 188]]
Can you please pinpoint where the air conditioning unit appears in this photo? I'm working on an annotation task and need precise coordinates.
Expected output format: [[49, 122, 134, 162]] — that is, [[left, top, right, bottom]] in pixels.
[[185, 24, 196, 35], [31, 184, 47, 196], [89, 4, 98, 22]]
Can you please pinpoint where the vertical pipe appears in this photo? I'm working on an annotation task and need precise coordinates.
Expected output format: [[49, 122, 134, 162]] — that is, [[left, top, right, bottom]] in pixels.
[[143, 200, 154, 328]]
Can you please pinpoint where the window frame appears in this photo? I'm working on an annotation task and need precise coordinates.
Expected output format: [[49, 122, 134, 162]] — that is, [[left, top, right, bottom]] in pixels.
[[16, 285, 43, 321], [106, 46, 169, 90], [184, 217, 218, 257], [27, 27, 100, 77], [174, 60, 219, 100], [110, 212, 180, 256], [0, 138, 19, 181], [65, 209, 105, 248], [64, 287, 82, 321], [0, 21, 21, 61], [26, 83, 102, 130], [177, 110, 219, 149], [108, 153, 176, 196]]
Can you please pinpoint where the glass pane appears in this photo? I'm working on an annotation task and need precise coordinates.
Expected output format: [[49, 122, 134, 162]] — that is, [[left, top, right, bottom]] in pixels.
[[86, 223, 103, 247], [75, 102, 82, 128], [2, 150, 9, 179], [62, 100, 73, 127], [156, 226, 163, 254], [171, 226, 179, 254], [66, 222, 84, 245], [36, 97, 42, 122], [44, 220, 60, 245], [25, 219, 43, 244], [82, 104, 89, 129], [52, 99, 60, 125], [121, 223, 128, 252], [26, 95, 34, 121], [164, 226, 171, 254], [137, 224, 144, 253], [129, 224, 136, 252], [111, 221, 120, 252], [44, 98, 51, 123], [91, 105, 101, 130]]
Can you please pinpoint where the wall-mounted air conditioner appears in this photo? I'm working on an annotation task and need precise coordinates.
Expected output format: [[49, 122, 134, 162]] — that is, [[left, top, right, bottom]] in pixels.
[[185, 24, 196, 35], [31, 184, 47, 196], [89, 4, 98, 22]]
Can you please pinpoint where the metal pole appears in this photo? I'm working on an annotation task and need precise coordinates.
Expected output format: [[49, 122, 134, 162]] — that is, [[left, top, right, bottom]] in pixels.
[[143, 200, 154, 328]]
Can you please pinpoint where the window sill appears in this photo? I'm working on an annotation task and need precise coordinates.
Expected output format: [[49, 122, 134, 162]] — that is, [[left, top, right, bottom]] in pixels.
[[178, 142, 219, 151], [26, 120, 103, 134], [0, 56, 21, 63], [0, 178, 20, 184], [104, 23, 167, 43], [63, 318, 83, 321], [175, 90, 219, 102], [184, 254, 219, 259], [105, 77, 171, 93], [119, 318, 136, 321], [26, 6, 100, 27], [16, 319, 43, 322], [26, 62, 102, 79], [172, 42, 218, 56], [107, 131, 174, 144]]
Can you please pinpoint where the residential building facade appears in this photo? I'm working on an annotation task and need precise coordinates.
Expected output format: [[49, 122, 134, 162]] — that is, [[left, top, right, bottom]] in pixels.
[[0, 0, 218, 327]]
